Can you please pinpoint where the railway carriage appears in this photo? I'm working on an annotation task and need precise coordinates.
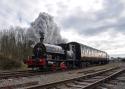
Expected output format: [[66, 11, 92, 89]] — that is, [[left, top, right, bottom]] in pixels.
[[66, 42, 109, 68]]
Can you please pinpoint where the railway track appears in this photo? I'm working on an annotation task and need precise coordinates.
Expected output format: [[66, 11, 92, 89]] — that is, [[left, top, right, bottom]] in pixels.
[[0, 69, 69, 79], [27, 67, 125, 89], [0, 64, 110, 79], [0, 68, 104, 80], [0, 70, 37, 79]]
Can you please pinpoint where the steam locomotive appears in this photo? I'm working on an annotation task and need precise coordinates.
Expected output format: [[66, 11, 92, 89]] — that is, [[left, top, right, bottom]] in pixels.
[[25, 41, 109, 70]]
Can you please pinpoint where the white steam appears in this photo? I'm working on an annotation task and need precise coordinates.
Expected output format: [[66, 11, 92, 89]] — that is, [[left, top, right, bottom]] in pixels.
[[27, 12, 66, 44]]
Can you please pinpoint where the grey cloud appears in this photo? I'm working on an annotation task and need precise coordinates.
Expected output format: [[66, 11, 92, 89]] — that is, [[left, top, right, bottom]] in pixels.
[[0, 0, 36, 28], [96, 0, 124, 20], [61, 0, 125, 36]]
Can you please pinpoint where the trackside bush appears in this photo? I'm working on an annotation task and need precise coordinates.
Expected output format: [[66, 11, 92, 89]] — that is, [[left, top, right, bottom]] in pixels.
[[0, 55, 22, 70]]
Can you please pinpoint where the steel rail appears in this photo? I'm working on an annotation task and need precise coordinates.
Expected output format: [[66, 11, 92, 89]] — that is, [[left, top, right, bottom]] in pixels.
[[26, 67, 120, 89], [0, 65, 110, 79]]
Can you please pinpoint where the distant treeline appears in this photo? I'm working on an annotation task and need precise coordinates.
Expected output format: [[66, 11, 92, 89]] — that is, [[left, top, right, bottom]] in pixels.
[[0, 27, 33, 70]]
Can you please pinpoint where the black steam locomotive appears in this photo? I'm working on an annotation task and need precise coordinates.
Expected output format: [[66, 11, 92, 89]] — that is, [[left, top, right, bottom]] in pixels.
[[25, 39, 109, 70]]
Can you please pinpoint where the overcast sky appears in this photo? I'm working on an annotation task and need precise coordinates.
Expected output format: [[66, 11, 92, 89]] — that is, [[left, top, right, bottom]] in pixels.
[[0, 0, 125, 57]]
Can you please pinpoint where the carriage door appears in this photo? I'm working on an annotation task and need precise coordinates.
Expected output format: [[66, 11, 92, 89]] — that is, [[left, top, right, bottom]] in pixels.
[[69, 44, 76, 60]]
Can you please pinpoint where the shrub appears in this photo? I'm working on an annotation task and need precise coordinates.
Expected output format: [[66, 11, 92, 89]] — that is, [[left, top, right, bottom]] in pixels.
[[0, 55, 22, 70]]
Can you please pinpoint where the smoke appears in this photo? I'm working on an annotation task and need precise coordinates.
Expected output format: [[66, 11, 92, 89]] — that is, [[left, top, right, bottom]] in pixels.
[[27, 12, 66, 44]]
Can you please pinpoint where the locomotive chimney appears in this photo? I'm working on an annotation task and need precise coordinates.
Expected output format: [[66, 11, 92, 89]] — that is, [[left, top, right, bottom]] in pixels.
[[39, 32, 44, 43]]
